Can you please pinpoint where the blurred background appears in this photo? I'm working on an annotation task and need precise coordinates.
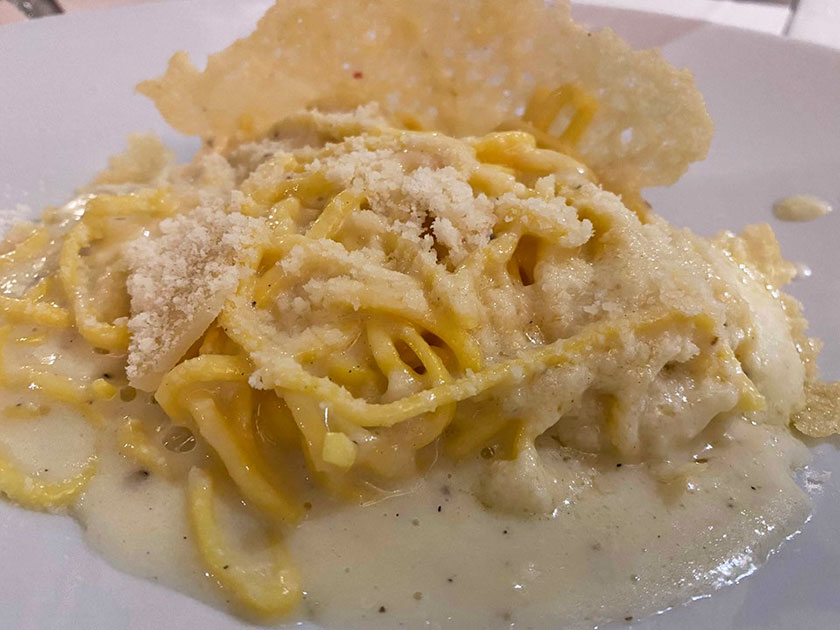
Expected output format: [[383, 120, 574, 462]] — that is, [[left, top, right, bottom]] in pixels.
[[1, 0, 837, 48]]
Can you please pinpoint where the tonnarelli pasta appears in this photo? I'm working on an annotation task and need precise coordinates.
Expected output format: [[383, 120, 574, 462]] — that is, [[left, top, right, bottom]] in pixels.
[[0, 95, 834, 619]]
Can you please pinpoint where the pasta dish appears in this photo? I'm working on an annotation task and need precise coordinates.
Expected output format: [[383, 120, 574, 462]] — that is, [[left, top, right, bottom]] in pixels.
[[0, 0, 836, 627]]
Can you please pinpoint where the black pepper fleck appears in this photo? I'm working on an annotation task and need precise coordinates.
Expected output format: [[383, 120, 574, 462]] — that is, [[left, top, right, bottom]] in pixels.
[[378, 606, 386, 613], [437, 505, 442, 512]]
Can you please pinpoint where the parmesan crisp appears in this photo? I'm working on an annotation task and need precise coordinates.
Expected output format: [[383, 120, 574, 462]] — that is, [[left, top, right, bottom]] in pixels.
[[138, 0, 713, 194]]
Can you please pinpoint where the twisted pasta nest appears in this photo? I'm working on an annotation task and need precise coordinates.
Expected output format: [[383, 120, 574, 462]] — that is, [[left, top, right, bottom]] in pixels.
[[0, 102, 829, 616]]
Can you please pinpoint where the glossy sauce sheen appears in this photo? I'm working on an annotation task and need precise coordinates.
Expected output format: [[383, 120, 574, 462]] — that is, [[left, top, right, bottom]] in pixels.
[[0, 139, 821, 630], [0, 332, 810, 630], [0, 204, 814, 629]]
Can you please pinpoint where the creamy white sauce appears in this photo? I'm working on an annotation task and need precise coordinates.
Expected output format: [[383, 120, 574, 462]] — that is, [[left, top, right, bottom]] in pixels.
[[0, 368, 811, 629], [773, 195, 832, 222], [0, 197, 814, 628], [289, 422, 809, 629]]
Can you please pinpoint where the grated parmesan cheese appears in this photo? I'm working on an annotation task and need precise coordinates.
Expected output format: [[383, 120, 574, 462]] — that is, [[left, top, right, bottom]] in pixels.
[[125, 205, 266, 391]]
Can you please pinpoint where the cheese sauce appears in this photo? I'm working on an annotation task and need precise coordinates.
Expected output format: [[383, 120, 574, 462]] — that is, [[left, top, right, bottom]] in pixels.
[[0, 163, 818, 629], [0, 329, 811, 629], [773, 195, 832, 222]]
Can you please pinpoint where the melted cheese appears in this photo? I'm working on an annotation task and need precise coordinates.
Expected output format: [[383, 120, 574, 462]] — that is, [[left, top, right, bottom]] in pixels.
[[0, 108, 829, 628]]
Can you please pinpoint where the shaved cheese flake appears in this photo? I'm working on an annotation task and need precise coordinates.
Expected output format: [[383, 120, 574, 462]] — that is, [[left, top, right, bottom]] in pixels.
[[125, 206, 267, 391]]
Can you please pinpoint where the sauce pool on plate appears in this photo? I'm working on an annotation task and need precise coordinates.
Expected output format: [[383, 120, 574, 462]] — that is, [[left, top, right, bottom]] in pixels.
[[773, 195, 832, 222]]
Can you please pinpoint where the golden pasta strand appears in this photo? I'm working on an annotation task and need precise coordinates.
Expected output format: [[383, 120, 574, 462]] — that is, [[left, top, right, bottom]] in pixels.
[[243, 312, 720, 429], [523, 83, 598, 147], [187, 467, 302, 617], [305, 189, 365, 240], [196, 398, 303, 523], [157, 355, 303, 523], [0, 225, 49, 268], [0, 295, 71, 328], [58, 220, 129, 351], [0, 452, 96, 511], [117, 417, 173, 479]]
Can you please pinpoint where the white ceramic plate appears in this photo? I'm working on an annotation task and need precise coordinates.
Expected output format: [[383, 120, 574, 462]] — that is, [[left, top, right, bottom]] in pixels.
[[1, 2, 839, 628]]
